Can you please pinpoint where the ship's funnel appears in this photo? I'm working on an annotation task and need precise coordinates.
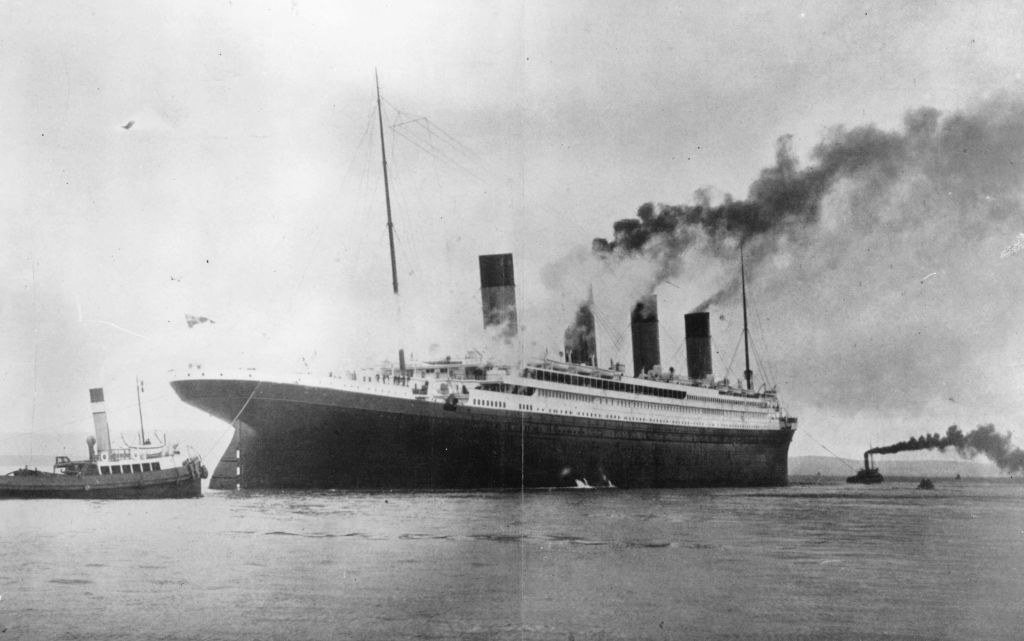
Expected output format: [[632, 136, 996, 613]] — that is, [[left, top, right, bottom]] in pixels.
[[630, 295, 660, 377], [684, 311, 713, 380], [564, 296, 597, 365], [479, 253, 517, 338], [90, 387, 111, 453]]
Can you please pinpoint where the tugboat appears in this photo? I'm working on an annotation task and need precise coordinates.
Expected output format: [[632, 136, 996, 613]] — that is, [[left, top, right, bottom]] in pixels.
[[846, 452, 884, 484], [0, 387, 207, 499]]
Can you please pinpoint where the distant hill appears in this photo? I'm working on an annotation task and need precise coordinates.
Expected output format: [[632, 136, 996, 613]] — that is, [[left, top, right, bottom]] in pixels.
[[789, 455, 1004, 478]]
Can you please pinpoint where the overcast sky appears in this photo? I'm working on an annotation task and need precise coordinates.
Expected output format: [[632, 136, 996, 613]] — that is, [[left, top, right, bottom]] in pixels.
[[3, 1, 1024, 464]]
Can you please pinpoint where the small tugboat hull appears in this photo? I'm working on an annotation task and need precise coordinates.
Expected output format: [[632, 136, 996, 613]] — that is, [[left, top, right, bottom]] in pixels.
[[846, 469, 884, 484], [846, 452, 884, 484], [0, 461, 204, 499], [1, 387, 208, 499]]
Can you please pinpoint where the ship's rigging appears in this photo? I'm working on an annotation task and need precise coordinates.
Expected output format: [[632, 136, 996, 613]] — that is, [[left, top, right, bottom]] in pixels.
[[576, 254, 780, 397]]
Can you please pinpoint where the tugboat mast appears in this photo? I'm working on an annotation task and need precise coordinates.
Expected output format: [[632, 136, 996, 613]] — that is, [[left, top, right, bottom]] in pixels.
[[135, 376, 146, 443], [741, 243, 753, 391]]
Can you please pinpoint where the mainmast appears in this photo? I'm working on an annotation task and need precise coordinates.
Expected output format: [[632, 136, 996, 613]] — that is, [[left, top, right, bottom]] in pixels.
[[741, 243, 753, 391], [375, 69, 399, 294]]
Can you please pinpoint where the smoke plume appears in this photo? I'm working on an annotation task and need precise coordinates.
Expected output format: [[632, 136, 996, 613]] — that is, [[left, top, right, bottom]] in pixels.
[[589, 99, 1024, 311], [546, 93, 1024, 427], [868, 424, 1024, 474], [563, 301, 596, 365]]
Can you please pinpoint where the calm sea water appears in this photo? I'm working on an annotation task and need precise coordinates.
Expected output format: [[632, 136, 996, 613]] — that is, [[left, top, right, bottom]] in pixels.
[[1, 479, 1023, 640]]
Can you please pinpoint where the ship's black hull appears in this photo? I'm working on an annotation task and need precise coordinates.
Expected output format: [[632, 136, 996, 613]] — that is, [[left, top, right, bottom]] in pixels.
[[0, 466, 203, 499], [172, 378, 794, 490]]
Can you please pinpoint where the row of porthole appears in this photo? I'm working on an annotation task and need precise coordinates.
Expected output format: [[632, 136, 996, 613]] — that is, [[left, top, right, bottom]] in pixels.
[[564, 394, 768, 418], [542, 387, 770, 412], [512, 413, 774, 434], [473, 397, 776, 431], [537, 409, 776, 431], [473, 399, 507, 409]]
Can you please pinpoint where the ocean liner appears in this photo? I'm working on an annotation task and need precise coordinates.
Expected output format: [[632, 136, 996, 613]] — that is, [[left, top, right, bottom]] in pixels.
[[169, 77, 796, 490], [171, 250, 796, 489]]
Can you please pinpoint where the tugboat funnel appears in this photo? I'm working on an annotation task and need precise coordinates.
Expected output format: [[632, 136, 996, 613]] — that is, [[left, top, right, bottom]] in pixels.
[[90, 387, 112, 453]]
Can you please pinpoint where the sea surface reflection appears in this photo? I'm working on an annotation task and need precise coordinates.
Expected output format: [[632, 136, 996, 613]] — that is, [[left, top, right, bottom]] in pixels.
[[2, 479, 1023, 640]]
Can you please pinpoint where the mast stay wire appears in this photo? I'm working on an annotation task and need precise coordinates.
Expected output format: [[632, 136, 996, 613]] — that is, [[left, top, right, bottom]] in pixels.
[[390, 107, 611, 358], [384, 104, 489, 181], [294, 103, 379, 267], [390, 125, 488, 183], [350, 130, 386, 270], [378, 99, 521, 354], [802, 429, 859, 472], [385, 135, 503, 346], [379, 100, 437, 287], [384, 159, 425, 281], [749, 337, 773, 391], [260, 103, 380, 345], [591, 312, 628, 364], [397, 110, 493, 169], [717, 332, 743, 383], [383, 99, 498, 182], [379, 97, 509, 288], [750, 295, 779, 388], [658, 323, 686, 372]]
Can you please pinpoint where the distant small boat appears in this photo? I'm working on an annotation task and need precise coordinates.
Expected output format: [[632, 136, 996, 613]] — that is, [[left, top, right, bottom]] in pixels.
[[846, 452, 883, 484], [917, 478, 935, 490], [0, 388, 206, 499]]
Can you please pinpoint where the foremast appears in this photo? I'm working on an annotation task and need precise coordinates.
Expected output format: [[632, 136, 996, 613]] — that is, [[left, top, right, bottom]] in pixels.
[[374, 70, 406, 374], [375, 69, 399, 295]]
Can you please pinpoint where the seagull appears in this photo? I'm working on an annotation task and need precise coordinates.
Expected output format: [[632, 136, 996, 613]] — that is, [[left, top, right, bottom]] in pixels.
[[122, 120, 135, 130]]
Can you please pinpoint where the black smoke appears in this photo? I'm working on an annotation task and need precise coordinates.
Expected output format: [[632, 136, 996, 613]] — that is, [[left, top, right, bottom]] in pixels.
[[868, 424, 1024, 474], [543, 95, 1024, 420], [590, 100, 1024, 310]]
